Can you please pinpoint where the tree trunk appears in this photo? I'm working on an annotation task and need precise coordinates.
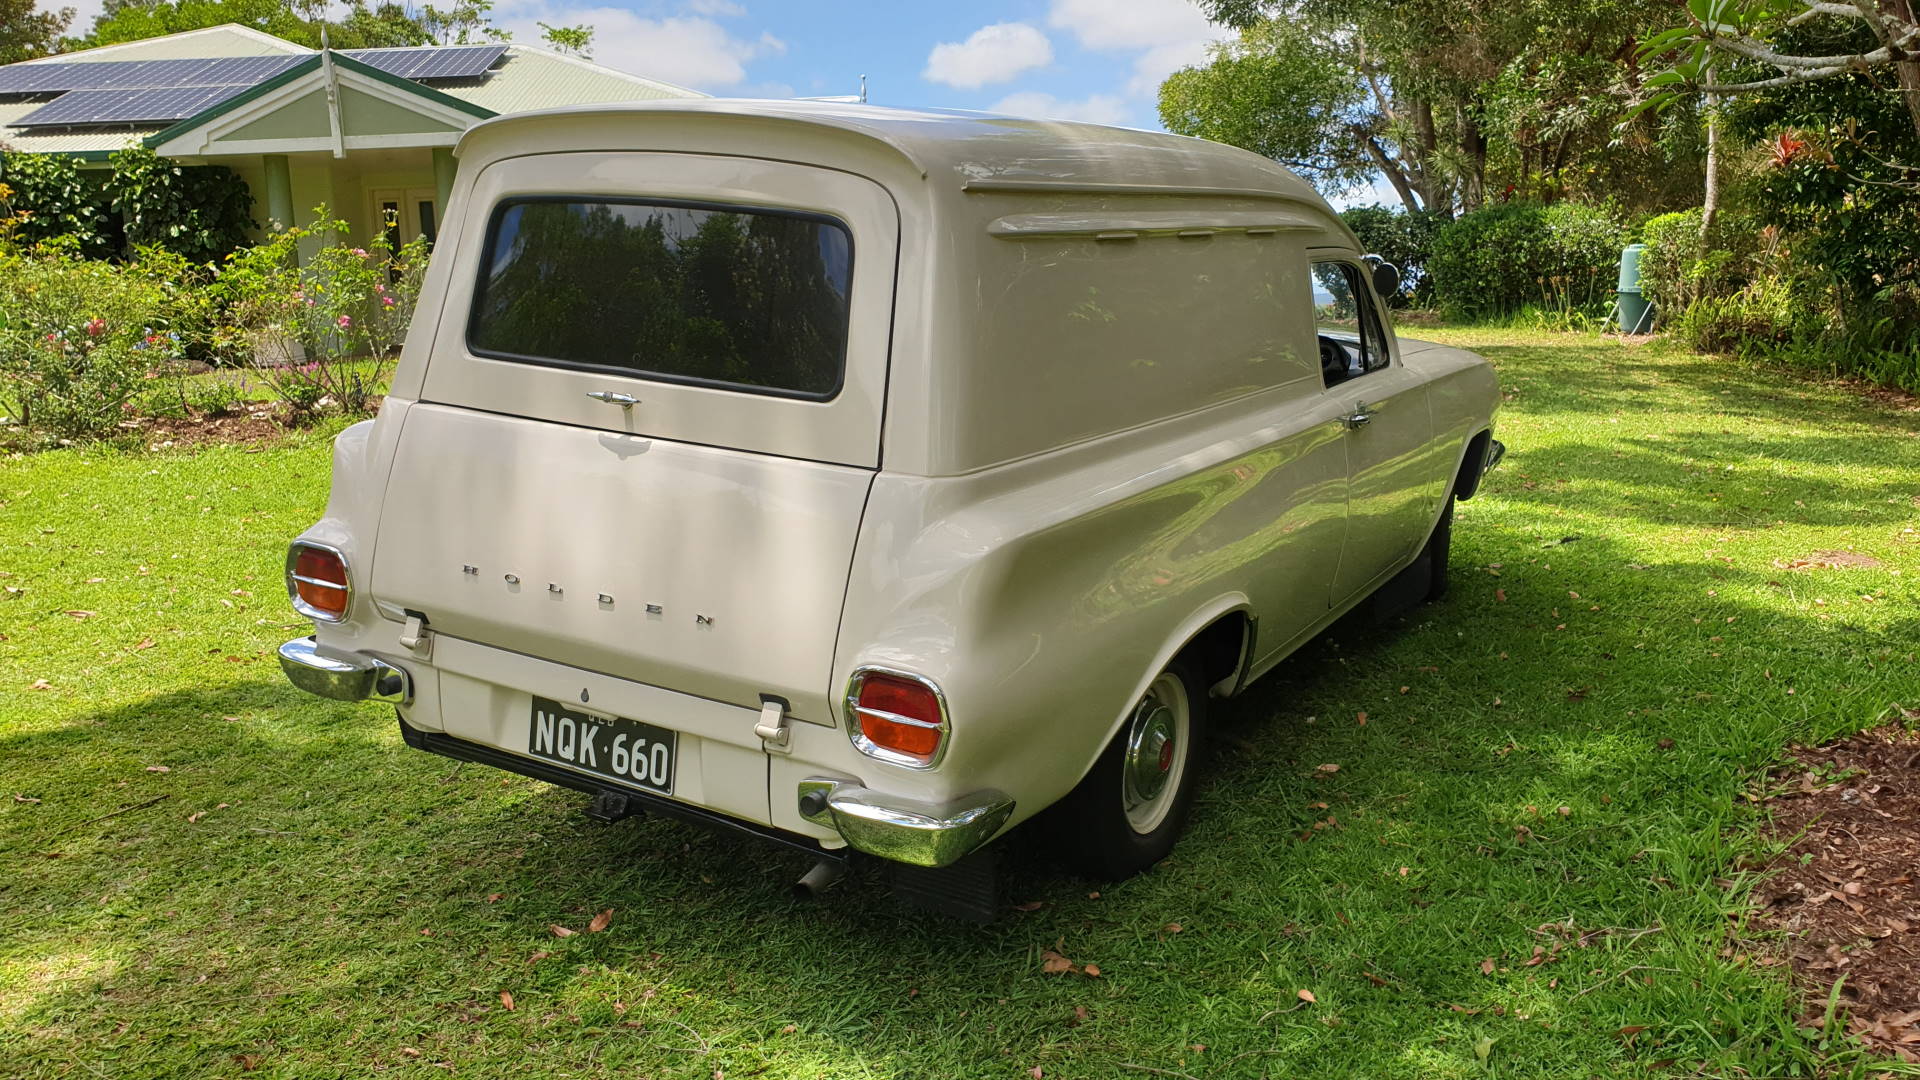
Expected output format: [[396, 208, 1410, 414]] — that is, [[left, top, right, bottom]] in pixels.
[[1701, 66, 1721, 252], [1358, 131, 1425, 213], [1457, 104, 1488, 212], [1880, 0, 1920, 139], [1410, 99, 1444, 213]]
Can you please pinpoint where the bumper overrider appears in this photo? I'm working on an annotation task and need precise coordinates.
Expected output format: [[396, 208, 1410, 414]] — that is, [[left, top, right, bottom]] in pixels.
[[277, 637, 1014, 868]]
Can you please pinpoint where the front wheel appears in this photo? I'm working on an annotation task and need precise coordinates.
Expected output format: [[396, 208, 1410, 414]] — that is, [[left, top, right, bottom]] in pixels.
[[1050, 658, 1208, 880]]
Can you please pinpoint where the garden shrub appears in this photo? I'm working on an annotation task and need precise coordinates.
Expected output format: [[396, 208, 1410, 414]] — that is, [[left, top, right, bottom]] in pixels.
[[0, 239, 204, 441], [1338, 205, 1443, 306], [0, 152, 116, 259], [106, 146, 255, 266], [1638, 209, 1760, 327], [1429, 202, 1626, 320], [213, 207, 429, 418]]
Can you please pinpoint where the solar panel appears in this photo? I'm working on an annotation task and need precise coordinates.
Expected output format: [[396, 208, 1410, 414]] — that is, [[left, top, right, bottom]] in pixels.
[[343, 44, 505, 80], [0, 55, 306, 95], [0, 45, 503, 126], [12, 84, 250, 126]]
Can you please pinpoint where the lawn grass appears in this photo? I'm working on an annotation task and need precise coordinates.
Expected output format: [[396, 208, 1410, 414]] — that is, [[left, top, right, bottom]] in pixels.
[[2, 328, 1918, 1079]]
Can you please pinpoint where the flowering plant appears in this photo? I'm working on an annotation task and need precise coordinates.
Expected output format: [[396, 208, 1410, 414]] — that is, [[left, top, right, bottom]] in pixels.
[[213, 206, 430, 418]]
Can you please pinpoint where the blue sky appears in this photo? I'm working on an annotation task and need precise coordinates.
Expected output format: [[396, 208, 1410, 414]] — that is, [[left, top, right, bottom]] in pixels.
[[40, 0, 1399, 206], [476, 0, 1231, 131]]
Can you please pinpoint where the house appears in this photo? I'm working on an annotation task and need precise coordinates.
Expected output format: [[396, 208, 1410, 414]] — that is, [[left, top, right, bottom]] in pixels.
[[0, 24, 703, 253]]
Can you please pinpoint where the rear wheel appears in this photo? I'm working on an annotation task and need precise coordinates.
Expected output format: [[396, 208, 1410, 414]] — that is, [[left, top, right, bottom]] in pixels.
[[1051, 658, 1208, 880]]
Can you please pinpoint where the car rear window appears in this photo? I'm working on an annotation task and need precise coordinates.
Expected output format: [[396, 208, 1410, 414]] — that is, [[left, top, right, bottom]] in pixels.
[[468, 198, 854, 399]]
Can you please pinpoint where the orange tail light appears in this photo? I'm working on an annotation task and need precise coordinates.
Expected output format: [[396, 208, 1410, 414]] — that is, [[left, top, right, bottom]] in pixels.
[[848, 669, 947, 768], [287, 543, 350, 622]]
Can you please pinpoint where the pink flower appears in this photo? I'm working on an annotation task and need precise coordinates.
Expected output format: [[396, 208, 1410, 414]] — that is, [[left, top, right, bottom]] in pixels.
[[352, 248, 370, 259], [84, 317, 106, 337], [336, 315, 353, 328], [381, 295, 396, 307]]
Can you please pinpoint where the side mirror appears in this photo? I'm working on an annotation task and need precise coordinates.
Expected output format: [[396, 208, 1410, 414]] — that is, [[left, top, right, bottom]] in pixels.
[[1365, 255, 1402, 300]]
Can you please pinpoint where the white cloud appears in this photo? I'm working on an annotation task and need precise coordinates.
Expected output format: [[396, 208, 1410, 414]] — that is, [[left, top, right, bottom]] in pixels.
[[922, 22, 1053, 90], [683, 0, 745, 15], [1047, 0, 1222, 96], [988, 90, 1128, 126], [493, 4, 783, 90]]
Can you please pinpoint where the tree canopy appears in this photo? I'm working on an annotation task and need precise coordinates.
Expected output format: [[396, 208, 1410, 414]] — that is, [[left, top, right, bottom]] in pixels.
[[1, 0, 71, 64]]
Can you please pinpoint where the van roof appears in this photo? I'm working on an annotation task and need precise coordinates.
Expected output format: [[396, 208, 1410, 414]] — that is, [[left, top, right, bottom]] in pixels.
[[458, 98, 1334, 214]]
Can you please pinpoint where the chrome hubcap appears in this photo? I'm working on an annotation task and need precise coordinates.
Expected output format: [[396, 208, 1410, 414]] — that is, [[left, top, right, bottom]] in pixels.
[[1122, 674, 1188, 834]]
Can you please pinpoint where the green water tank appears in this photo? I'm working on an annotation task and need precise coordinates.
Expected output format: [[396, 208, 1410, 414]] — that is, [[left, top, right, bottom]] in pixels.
[[1617, 243, 1653, 333]]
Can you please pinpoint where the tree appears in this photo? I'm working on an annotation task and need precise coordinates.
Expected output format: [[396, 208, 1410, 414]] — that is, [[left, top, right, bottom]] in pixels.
[[538, 21, 591, 58], [420, 0, 508, 45], [1159, 20, 1401, 206], [1636, 0, 1920, 141], [2, 0, 71, 64], [76, 0, 464, 51], [1174, 0, 1698, 215]]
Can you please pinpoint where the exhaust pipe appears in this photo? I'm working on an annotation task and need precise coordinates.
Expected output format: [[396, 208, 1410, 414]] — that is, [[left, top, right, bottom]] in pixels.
[[792, 858, 846, 898]]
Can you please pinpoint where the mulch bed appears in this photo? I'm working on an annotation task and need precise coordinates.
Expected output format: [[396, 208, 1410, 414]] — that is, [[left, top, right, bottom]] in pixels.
[[1747, 718, 1920, 1060], [129, 403, 299, 451]]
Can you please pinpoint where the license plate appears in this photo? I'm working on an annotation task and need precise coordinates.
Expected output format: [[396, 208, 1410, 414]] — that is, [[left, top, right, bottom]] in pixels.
[[527, 697, 676, 795]]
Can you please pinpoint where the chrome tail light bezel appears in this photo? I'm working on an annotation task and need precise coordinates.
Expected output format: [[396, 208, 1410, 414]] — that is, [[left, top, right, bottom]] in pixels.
[[844, 665, 951, 770], [285, 540, 352, 623]]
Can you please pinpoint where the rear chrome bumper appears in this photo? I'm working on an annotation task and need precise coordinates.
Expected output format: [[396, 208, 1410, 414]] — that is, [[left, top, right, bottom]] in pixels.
[[798, 778, 1014, 868], [278, 637, 410, 703]]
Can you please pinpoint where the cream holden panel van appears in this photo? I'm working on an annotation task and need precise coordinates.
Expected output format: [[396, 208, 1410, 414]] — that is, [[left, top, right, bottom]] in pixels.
[[277, 100, 1503, 919]]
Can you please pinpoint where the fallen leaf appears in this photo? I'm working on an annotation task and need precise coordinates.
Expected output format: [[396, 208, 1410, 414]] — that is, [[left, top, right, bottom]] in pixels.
[[398, 1047, 421, 1058], [1297, 988, 1317, 1003], [64, 610, 96, 620], [235, 1054, 262, 1071], [1356, 711, 1368, 726], [1480, 957, 1496, 975], [1164, 922, 1183, 934], [486, 893, 504, 903], [1363, 972, 1388, 987], [588, 908, 614, 933], [1070, 1005, 1089, 1025], [144, 765, 170, 773], [133, 638, 154, 650], [1398, 866, 1410, 876], [549, 924, 576, 938], [187, 811, 205, 823], [1496, 588, 1507, 602], [1029, 1069, 1043, 1079], [499, 991, 515, 1011], [526, 951, 552, 963], [1618, 1025, 1646, 1038], [1041, 950, 1074, 975], [1315, 763, 1340, 774], [780, 1024, 797, 1034], [1011, 900, 1044, 912], [13, 794, 40, 804], [1081, 963, 1101, 978], [28, 680, 52, 691]]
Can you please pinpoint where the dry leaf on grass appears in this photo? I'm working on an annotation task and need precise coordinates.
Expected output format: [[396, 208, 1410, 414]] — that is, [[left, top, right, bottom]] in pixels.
[[549, 924, 575, 938], [144, 765, 170, 773], [526, 951, 552, 964], [1297, 989, 1317, 1003], [1315, 763, 1340, 774], [588, 908, 614, 933], [1041, 950, 1074, 975], [13, 794, 40, 804], [1480, 957, 1496, 975], [499, 991, 515, 1011]]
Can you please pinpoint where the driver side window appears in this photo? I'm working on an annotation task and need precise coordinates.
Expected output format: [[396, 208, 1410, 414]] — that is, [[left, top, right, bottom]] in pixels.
[[1311, 260, 1388, 388]]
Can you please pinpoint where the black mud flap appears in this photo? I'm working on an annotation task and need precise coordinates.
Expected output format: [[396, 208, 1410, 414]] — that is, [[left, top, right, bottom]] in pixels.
[[889, 849, 1002, 924]]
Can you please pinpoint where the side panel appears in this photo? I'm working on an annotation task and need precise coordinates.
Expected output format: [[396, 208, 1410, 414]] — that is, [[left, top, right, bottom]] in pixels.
[[820, 385, 1349, 820], [1327, 364, 1442, 603]]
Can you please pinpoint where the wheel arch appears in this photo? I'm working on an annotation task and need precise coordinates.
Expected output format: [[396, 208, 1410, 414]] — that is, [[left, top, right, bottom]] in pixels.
[[1061, 595, 1252, 795]]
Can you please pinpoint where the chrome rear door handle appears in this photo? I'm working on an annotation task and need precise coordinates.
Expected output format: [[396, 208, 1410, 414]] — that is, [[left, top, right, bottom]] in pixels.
[[1343, 402, 1378, 429], [587, 390, 639, 409]]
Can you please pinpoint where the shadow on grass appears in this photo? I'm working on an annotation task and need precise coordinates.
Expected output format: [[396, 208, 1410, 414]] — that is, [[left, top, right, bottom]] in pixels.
[[4, 335, 1916, 1078]]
